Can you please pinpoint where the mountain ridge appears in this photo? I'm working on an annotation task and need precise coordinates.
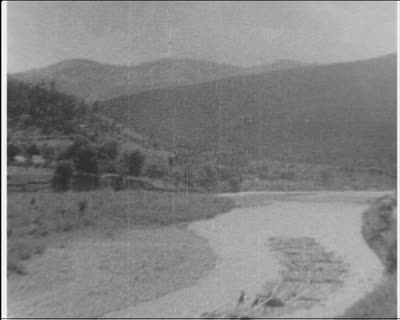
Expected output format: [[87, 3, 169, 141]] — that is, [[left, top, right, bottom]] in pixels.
[[97, 53, 396, 169], [9, 58, 242, 101], [9, 57, 309, 101]]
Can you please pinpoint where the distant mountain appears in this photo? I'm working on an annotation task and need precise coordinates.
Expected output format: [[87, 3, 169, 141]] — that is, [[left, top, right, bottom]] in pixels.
[[244, 59, 310, 74], [98, 54, 396, 168], [9, 58, 311, 102], [10, 58, 243, 101]]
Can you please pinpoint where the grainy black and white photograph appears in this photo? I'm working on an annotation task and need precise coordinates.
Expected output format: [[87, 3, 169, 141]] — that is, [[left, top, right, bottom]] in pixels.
[[2, 1, 398, 319]]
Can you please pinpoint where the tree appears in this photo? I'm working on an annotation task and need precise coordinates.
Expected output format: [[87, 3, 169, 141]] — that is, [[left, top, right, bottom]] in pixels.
[[218, 141, 250, 169], [74, 145, 99, 174], [98, 153, 117, 173], [121, 150, 145, 176], [92, 101, 100, 113], [197, 164, 218, 191], [18, 114, 32, 128], [58, 136, 89, 160], [41, 144, 55, 162], [27, 144, 40, 156], [174, 143, 196, 189], [319, 169, 333, 186], [7, 79, 82, 134], [228, 175, 242, 193], [8, 144, 23, 162], [174, 142, 195, 166], [99, 140, 119, 161], [144, 160, 169, 178], [52, 160, 73, 191]]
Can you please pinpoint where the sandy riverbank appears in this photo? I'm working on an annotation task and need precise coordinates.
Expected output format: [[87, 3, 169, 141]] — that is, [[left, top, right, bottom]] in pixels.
[[7, 226, 216, 318]]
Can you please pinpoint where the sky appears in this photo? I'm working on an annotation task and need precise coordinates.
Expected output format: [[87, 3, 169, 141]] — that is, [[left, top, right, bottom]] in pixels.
[[7, 1, 397, 72]]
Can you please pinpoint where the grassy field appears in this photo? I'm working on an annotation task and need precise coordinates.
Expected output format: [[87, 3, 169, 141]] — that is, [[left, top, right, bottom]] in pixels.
[[7, 166, 53, 193], [7, 190, 234, 274]]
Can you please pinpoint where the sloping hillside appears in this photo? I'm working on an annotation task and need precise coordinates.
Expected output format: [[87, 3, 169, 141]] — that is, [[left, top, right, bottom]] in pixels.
[[98, 54, 396, 170], [10, 58, 243, 101], [7, 79, 173, 172], [9, 58, 310, 102]]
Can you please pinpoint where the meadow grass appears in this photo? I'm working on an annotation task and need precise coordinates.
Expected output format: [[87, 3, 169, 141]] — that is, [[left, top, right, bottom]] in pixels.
[[7, 190, 234, 274]]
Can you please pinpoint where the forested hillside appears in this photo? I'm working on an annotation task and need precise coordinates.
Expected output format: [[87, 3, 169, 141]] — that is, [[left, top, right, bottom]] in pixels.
[[98, 54, 396, 172]]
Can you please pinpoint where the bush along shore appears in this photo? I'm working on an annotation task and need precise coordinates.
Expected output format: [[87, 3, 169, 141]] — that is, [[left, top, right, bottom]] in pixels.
[[337, 194, 397, 319]]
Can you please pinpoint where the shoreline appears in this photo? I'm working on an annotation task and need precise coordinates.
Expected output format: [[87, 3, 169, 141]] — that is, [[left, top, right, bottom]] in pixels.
[[104, 191, 386, 318]]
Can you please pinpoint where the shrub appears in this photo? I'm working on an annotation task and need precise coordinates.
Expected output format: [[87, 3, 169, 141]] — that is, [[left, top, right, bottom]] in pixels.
[[33, 241, 45, 254], [361, 194, 397, 273], [53, 160, 74, 191], [7, 256, 27, 275], [11, 238, 44, 260], [8, 238, 45, 275]]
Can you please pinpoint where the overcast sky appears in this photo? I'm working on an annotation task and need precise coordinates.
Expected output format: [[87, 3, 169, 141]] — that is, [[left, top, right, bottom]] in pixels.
[[7, 1, 397, 72]]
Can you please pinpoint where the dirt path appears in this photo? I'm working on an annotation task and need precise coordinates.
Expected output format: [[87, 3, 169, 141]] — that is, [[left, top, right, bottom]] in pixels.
[[105, 191, 387, 318]]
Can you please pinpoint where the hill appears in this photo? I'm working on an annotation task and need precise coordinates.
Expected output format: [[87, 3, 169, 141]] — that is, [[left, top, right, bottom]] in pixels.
[[98, 54, 396, 171], [244, 59, 309, 74], [9, 58, 310, 102], [10, 58, 243, 101], [7, 79, 174, 184]]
